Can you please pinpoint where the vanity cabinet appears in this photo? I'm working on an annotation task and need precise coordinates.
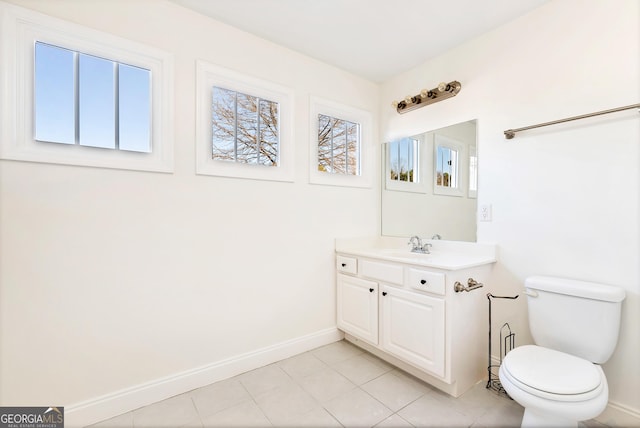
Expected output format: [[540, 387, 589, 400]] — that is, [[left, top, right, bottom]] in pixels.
[[336, 274, 378, 345], [336, 249, 494, 397], [380, 285, 445, 377]]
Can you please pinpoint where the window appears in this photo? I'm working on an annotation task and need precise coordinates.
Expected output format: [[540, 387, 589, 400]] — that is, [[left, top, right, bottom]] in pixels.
[[34, 43, 75, 145], [433, 134, 464, 197], [211, 87, 279, 166], [317, 114, 360, 175], [468, 145, 478, 198], [34, 42, 151, 153], [388, 138, 418, 183], [436, 145, 458, 188], [0, 3, 173, 172], [196, 60, 294, 182], [309, 96, 372, 188], [384, 136, 426, 193]]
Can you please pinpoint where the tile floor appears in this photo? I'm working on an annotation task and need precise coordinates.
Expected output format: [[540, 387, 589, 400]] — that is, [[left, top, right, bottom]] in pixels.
[[91, 340, 609, 428]]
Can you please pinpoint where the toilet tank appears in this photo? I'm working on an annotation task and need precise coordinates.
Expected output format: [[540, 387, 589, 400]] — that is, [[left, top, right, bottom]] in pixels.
[[525, 276, 625, 364]]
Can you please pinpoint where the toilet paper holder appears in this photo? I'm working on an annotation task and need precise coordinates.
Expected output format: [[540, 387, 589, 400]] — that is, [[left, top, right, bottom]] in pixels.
[[454, 278, 483, 293], [486, 293, 519, 397]]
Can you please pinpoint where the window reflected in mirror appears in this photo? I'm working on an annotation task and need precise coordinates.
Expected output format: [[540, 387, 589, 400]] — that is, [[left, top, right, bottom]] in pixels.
[[469, 145, 478, 198], [434, 135, 463, 197], [436, 145, 457, 187], [388, 137, 418, 183], [385, 136, 426, 194]]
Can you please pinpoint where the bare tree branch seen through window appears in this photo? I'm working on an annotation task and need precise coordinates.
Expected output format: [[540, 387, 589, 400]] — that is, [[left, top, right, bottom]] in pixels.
[[212, 86, 279, 166]]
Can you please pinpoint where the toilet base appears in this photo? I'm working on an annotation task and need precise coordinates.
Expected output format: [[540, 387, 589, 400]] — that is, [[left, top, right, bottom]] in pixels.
[[522, 408, 577, 428], [499, 362, 608, 428]]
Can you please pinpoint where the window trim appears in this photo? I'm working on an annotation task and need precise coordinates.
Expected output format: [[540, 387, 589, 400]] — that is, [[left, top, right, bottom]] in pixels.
[[309, 96, 372, 188], [196, 60, 295, 182], [0, 3, 174, 173]]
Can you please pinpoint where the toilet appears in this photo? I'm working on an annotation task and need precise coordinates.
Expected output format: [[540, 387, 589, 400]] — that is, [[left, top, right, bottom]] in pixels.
[[499, 276, 625, 427]]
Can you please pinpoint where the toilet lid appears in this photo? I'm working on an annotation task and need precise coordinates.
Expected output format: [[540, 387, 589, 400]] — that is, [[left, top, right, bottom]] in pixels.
[[503, 345, 601, 395]]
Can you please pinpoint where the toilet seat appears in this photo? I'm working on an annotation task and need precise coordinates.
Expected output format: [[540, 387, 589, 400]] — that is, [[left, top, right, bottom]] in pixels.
[[501, 345, 604, 402]]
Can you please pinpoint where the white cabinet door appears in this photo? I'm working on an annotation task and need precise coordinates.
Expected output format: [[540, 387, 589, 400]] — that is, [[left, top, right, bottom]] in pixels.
[[381, 285, 445, 377], [337, 274, 378, 345]]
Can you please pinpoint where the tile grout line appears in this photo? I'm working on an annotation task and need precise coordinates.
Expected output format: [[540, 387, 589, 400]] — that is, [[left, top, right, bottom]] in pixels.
[[106, 341, 532, 428]]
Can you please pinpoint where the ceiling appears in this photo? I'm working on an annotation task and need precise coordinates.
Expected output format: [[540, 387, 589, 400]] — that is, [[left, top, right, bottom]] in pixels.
[[170, 0, 549, 82]]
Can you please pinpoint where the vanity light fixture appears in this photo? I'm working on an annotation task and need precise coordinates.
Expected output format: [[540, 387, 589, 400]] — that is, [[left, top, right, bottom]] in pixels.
[[392, 81, 461, 114]]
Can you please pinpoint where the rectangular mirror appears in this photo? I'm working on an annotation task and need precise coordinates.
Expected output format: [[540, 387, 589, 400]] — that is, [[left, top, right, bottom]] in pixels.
[[381, 120, 477, 241]]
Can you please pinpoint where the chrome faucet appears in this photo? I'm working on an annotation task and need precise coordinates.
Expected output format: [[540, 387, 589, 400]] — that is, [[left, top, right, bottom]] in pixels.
[[408, 236, 432, 254]]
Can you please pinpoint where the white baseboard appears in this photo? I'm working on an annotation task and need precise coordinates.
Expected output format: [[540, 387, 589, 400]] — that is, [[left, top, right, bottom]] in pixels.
[[65, 327, 343, 427], [596, 401, 640, 427]]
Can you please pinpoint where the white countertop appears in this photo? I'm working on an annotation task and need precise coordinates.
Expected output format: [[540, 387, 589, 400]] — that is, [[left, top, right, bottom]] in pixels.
[[335, 237, 497, 270]]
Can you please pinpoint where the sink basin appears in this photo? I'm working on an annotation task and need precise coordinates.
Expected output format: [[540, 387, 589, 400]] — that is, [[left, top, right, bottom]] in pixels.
[[378, 249, 432, 259]]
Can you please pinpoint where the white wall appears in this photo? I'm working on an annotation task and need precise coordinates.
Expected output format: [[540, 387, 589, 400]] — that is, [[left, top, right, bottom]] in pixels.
[[0, 0, 379, 416], [381, 0, 640, 419]]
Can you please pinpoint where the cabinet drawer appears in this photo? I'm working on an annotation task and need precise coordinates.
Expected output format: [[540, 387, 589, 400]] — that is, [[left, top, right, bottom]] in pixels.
[[408, 268, 445, 296], [336, 255, 357, 274], [361, 260, 403, 285]]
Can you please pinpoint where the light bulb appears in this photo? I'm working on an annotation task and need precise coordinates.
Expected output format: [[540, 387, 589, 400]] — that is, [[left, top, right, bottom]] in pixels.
[[404, 95, 412, 104], [392, 100, 398, 108], [420, 89, 429, 98], [438, 82, 447, 92]]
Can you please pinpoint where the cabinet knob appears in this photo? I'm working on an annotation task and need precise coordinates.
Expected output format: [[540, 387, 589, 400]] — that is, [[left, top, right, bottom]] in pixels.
[[382, 291, 387, 296], [369, 288, 374, 293], [420, 279, 427, 285], [341, 263, 346, 267]]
